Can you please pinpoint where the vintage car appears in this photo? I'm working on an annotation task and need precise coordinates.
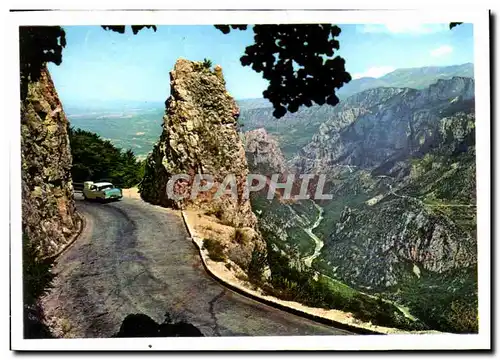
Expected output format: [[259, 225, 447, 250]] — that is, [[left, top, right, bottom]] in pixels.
[[83, 181, 123, 201]]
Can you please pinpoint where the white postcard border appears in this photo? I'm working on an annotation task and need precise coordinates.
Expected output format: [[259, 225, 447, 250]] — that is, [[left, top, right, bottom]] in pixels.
[[7, 9, 491, 351]]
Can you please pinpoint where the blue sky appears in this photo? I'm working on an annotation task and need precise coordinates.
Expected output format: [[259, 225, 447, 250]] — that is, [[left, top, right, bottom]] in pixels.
[[48, 23, 474, 106]]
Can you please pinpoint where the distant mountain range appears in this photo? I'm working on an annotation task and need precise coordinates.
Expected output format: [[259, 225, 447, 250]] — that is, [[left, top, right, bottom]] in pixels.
[[63, 100, 165, 116], [237, 63, 474, 159], [337, 63, 474, 98], [237, 63, 474, 112]]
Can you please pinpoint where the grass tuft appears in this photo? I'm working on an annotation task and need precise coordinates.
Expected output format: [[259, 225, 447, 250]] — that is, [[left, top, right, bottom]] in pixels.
[[202, 238, 226, 262]]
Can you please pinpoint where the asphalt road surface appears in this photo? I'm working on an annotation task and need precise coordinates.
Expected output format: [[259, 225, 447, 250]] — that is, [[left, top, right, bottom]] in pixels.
[[42, 195, 352, 337]]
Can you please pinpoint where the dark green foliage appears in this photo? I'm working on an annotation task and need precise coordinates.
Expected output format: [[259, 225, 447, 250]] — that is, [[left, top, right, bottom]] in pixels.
[[251, 195, 317, 255], [216, 24, 351, 118], [101, 25, 157, 35], [233, 228, 247, 245], [203, 238, 226, 262], [23, 233, 56, 338], [247, 246, 267, 282], [203, 58, 213, 69], [23, 234, 55, 306], [265, 244, 426, 331], [314, 193, 370, 241], [19, 26, 66, 100], [214, 25, 248, 34], [69, 127, 144, 188], [395, 268, 478, 333]]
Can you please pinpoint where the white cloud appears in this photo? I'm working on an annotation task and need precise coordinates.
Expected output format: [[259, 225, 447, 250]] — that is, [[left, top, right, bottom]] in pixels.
[[352, 66, 396, 79], [358, 22, 449, 35], [430, 45, 453, 57]]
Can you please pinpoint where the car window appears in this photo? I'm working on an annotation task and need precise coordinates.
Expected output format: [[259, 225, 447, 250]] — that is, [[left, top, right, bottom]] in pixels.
[[98, 185, 114, 191]]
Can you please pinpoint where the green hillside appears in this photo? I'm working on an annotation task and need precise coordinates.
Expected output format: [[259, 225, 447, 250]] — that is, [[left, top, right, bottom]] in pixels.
[[68, 108, 164, 160], [69, 127, 145, 188]]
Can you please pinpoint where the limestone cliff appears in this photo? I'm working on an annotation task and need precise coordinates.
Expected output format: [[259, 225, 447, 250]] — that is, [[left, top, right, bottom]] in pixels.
[[140, 59, 256, 227], [289, 78, 477, 332], [297, 79, 477, 283], [243, 128, 287, 175], [21, 67, 80, 259], [294, 77, 475, 176], [242, 128, 321, 258], [238, 76, 477, 332], [140, 59, 266, 273]]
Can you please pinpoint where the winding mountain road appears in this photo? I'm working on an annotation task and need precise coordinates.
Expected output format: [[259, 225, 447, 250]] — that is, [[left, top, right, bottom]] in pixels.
[[41, 195, 351, 337]]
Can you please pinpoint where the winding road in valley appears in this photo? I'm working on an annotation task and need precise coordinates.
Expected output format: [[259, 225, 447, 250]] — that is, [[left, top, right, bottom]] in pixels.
[[41, 195, 351, 338]]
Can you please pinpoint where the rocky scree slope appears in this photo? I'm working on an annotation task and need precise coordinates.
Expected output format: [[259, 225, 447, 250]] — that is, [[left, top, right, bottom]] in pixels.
[[21, 66, 80, 259], [140, 59, 266, 274]]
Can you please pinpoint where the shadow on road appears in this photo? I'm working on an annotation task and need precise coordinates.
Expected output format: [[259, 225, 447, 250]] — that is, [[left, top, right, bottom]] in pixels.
[[24, 305, 55, 339], [113, 313, 204, 338]]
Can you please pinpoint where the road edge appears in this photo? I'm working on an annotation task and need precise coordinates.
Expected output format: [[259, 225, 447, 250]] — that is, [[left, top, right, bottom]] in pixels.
[[180, 210, 384, 336], [42, 210, 85, 262]]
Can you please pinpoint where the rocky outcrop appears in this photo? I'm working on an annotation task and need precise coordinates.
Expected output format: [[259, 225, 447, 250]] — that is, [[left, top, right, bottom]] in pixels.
[[325, 195, 476, 290], [140, 59, 256, 228], [140, 59, 266, 271], [21, 67, 80, 259], [244, 128, 287, 175]]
